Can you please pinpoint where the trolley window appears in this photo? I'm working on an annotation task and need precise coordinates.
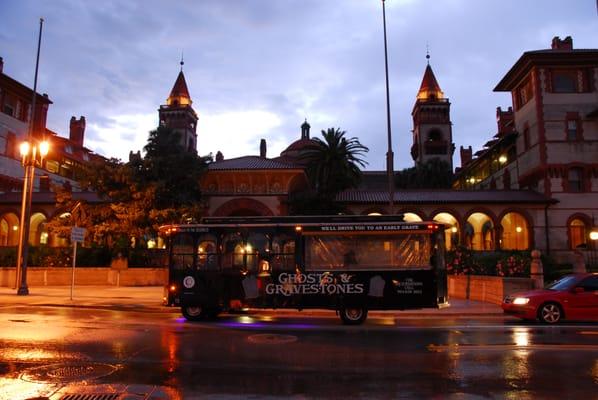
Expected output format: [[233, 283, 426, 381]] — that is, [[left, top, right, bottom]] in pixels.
[[305, 233, 432, 271], [172, 233, 195, 270]]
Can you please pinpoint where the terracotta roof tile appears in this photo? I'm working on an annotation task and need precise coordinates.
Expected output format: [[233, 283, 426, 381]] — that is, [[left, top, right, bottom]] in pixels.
[[336, 189, 554, 204], [208, 156, 301, 171]]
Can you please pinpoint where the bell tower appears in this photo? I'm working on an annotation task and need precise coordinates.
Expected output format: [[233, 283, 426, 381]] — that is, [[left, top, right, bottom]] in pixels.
[[158, 59, 198, 153], [411, 55, 454, 170]]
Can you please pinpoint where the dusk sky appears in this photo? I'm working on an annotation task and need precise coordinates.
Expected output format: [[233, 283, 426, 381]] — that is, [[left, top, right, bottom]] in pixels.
[[1, 0, 596, 170]]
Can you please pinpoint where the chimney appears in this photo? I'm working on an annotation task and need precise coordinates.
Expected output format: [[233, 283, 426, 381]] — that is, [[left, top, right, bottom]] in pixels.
[[551, 36, 573, 51], [0, 57, 3, 74], [128, 150, 141, 163], [460, 145, 472, 168], [496, 106, 514, 136], [215, 151, 224, 162], [69, 116, 86, 148], [260, 139, 267, 158]]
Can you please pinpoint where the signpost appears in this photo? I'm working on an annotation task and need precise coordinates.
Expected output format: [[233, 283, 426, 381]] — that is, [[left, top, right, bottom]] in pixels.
[[70, 226, 86, 300]]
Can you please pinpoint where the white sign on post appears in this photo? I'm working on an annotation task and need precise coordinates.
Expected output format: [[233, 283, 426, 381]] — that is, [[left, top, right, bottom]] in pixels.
[[70, 226, 86, 300], [71, 227, 86, 243]]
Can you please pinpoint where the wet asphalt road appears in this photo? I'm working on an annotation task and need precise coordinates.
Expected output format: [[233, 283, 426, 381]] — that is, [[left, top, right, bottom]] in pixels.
[[0, 305, 596, 399]]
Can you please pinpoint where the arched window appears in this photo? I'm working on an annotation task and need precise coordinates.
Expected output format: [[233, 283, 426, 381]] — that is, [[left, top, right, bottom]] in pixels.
[[197, 234, 218, 270], [172, 233, 195, 270], [569, 218, 587, 249], [246, 232, 270, 272], [0, 213, 20, 246], [432, 212, 459, 251], [30, 212, 47, 246], [466, 213, 494, 250], [500, 212, 529, 250], [403, 213, 423, 222], [272, 234, 295, 271], [222, 232, 244, 269]]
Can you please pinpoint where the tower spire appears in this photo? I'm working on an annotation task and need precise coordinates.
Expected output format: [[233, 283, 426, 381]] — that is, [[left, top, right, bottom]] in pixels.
[[426, 42, 430, 65], [180, 52, 184, 71]]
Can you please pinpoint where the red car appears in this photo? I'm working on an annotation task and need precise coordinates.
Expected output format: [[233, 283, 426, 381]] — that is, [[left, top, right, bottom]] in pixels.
[[502, 273, 598, 323]]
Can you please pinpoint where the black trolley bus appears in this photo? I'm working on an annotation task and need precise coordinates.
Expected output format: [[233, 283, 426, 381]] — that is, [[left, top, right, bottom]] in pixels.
[[161, 214, 448, 324]]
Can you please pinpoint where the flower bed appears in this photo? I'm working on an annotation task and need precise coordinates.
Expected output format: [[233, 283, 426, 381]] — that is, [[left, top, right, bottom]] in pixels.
[[446, 246, 530, 277]]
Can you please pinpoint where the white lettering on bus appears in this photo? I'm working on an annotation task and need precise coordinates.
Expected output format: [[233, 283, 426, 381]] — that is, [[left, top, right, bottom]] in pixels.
[[264, 274, 365, 297]]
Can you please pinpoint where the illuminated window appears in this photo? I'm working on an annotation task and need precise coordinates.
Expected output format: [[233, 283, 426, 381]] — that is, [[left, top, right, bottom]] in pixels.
[[403, 213, 423, 222], [500, 212, 529, 250], [46, 160, 59, 174], [432, 212, 459, 250], [466, 213, 494, 251], [569, 218, 587, 249]]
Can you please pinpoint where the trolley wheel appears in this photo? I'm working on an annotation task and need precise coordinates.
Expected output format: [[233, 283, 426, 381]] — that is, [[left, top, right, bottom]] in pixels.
[[339, 306, 368, 325], [181, 305, 205, 321]]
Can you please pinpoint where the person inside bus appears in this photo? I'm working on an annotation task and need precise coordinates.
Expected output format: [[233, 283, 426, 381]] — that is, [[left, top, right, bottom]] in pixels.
[[258, 253, 271, 277], [343, 249, 358, 266]]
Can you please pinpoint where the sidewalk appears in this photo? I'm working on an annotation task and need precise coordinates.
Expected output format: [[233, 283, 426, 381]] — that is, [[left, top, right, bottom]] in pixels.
[[0, 285, 504, 316]]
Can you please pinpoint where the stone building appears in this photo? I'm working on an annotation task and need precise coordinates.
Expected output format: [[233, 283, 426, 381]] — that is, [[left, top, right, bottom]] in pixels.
[[195, 37, 596, 266], [453, 36, 598, 262], [0, 56, 101, 247]]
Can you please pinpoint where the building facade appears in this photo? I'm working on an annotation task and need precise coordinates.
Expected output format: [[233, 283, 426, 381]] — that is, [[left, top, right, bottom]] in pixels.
[[0, 56, 100, 247], [411, 62, 455, 170], [158, 66, 198, 153], [454, 37, 598, 262]]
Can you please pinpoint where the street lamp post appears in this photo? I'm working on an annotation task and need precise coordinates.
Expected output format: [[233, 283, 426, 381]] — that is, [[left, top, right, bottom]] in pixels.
[[16, 141, 49, 295], [381, 0, 395, 213], [15, 18, 46, 295]]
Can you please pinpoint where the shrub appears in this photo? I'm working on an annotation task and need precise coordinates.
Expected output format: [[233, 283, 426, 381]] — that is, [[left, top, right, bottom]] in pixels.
[[446, 247, 530, 277]]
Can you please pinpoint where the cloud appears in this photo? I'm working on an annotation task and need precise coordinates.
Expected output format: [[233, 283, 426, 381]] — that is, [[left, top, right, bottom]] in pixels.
[[1, 0, 596, 171], [85, 113, 156, 161], [200, 109, 283, 158]]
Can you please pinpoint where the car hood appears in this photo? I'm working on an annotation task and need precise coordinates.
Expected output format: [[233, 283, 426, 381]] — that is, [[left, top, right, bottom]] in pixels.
[[507, 289, 555, 299]]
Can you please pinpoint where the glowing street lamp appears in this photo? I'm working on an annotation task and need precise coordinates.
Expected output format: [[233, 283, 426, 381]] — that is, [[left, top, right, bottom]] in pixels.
[[15, 139, 49, 295], [15, 18, 46, 296]]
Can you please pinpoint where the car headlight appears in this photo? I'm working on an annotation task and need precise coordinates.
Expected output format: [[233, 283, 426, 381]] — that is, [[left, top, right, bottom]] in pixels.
[[512, 297, 530, 305]]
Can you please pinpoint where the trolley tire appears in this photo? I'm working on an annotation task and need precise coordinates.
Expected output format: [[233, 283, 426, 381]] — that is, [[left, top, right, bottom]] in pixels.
[[181, 305, 205, 321], [339, 306, 368, 325]]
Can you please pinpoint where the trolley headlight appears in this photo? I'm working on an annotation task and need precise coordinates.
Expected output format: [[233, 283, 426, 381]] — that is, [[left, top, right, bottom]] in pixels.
[[169, 284, 177, 292], [183, 276, 196, 289], [512, 297, 530, 305]]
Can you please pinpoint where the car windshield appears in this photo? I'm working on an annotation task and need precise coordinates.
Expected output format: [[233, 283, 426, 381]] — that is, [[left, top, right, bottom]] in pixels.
[[546, 275, 578, 291]]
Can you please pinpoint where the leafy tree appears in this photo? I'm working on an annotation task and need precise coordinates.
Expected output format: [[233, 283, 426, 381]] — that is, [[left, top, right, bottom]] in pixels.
[[301, 127, 369, 199], [137, 126, 209, 209], [394, 158, 453, 189], [47, 127, 210, 250], [290, 128, 368, 215]]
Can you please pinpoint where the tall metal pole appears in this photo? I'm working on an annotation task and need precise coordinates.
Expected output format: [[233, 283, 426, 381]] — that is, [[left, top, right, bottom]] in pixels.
[[382, 0, 394, 212], [16, 18, 44, 296]]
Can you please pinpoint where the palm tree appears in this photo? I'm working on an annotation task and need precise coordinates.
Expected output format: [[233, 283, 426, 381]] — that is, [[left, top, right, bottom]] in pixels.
[[301, 127, 369, 199]]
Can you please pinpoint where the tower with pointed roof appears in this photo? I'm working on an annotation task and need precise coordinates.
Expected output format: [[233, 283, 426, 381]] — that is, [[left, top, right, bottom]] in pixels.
[[158, 60, 198, 153], [411, 56, 454, 170]]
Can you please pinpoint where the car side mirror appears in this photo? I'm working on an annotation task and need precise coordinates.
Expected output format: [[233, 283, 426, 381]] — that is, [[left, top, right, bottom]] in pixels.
[[572, 287, 585, 294]]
